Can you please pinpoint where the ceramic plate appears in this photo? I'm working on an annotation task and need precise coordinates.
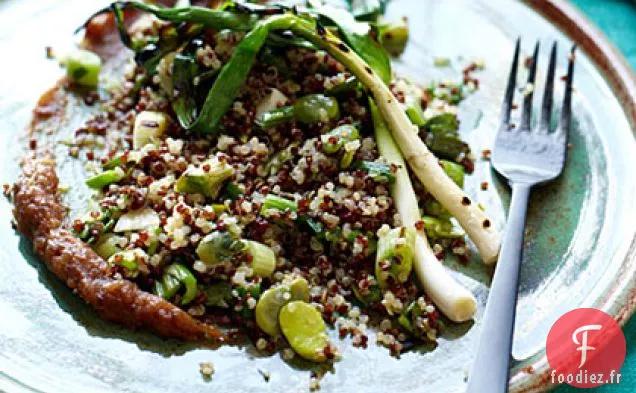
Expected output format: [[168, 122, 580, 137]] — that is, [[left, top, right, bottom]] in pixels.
[[0, 0, 634, 392]]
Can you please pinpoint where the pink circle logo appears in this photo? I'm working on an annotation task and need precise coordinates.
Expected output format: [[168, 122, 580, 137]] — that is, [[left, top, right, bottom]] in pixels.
[[546, 308, 626, 388]]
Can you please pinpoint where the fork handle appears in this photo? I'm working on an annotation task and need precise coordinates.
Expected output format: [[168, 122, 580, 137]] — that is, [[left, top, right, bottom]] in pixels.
[[467, 183, 532, 393]]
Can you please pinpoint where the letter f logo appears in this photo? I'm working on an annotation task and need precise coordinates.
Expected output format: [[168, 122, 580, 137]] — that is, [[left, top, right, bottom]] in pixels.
[[572, 324, 602, 368]]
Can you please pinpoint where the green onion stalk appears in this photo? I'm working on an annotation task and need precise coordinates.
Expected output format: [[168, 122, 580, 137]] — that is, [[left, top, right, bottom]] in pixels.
[[370, 100, 476, 322]]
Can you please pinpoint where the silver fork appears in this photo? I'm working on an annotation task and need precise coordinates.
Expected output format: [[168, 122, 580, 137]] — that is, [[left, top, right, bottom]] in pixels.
[[466, 39, 575, 393]]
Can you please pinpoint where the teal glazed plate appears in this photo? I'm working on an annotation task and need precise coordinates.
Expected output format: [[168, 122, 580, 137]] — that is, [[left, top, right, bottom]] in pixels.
[[0, 0, 634, 392]]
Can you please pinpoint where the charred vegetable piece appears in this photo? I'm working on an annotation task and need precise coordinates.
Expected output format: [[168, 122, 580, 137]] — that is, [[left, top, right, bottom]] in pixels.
[[353, 161, 396, 184], [63, 48, 101, 87], [422, 216, 464, 239], [175, 158, 234, 198], [375, 226, 416, 288], [259, 194, 298, 217], [196, 231, 245, 265], [255, 278, 309, 336], [279, 301, 331, 362], [133, 111, 168, 149], [85, 167, 125, 189], [321, 125, 359, 154], [377, 18, 409, 56], [244, 240, 277, 277]]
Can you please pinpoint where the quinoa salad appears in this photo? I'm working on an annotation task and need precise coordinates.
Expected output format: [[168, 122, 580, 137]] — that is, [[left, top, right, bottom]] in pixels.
[[10, 0, 501, 371]]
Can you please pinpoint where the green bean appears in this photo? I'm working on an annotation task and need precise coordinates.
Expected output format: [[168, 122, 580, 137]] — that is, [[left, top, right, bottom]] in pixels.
[[266, 32, 317, 51], [108, 2, 259, 34]]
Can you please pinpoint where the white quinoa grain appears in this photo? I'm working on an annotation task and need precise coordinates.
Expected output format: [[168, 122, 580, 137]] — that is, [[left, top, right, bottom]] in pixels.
[[199, 362, 215, 379]]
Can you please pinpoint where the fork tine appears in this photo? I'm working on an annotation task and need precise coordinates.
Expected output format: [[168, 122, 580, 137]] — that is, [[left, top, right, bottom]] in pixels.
[[538, 42, 558, 133], [501, 38, 520, 128], [556, 45, 576, 139], [520, 41, 540, 130]]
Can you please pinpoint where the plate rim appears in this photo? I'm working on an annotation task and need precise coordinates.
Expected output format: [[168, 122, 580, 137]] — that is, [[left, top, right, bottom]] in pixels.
[[512, 0, 636, 391], [0, 1, 634, 392]]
